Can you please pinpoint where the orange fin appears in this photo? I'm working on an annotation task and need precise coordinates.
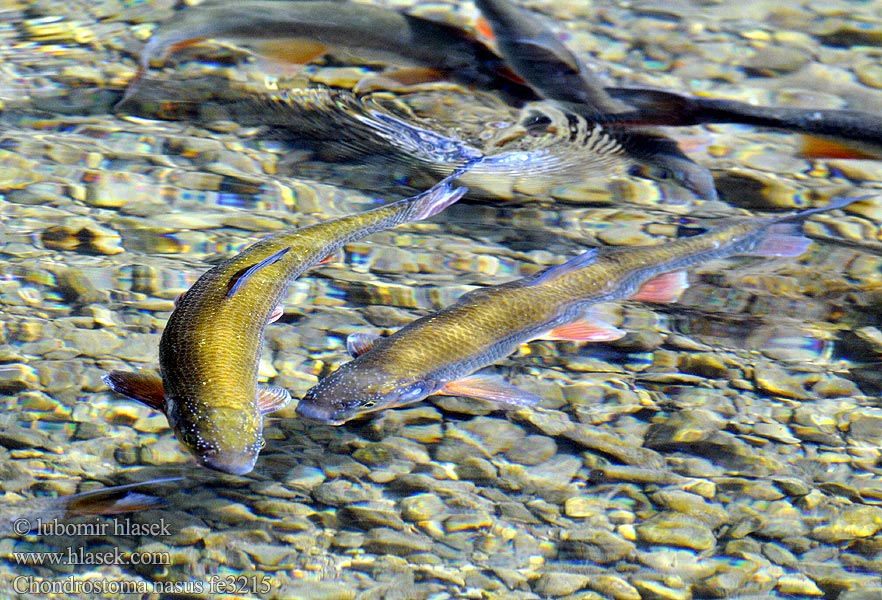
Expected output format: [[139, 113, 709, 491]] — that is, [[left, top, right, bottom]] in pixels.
[[439, 374, 541, 407], [543, 317, 625, 342], [165, 37, 208, 62], [317, 252, 338, 266], [257, 385, 292, 414], [474, 16, 495, 42], [102, 371, 165, 412], [631, 270, 689, 303], [798, 135, 879, 160], [268, 305, 284, 324], [248, 38, 329, 65], [346, 331, 381, 357]]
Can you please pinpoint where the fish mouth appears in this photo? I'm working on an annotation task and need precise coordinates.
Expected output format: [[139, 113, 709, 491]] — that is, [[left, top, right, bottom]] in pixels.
[[295, 400, 348, 426]]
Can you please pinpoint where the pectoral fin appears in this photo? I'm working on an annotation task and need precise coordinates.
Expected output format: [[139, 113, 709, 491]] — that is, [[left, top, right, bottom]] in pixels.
[[103, 371, 166, 412], [227, 247, 291, 298], [630, 270, 689, 303], [751, 223, 812, 257], [257, 385, 292, 414], [439, 374, 541, 407], [346, 331, 381, 357]]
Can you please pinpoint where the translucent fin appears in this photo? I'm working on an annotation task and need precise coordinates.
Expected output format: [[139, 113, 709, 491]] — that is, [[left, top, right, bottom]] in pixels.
[[542, 316, 625, 342], [257, 385, 292, 414], [530, 249, 599, 286], [631, 270, 689, 303], [102, 371, 165, 412], [347, 331, 381, 358], [439, 374, 541, 406], [751, 223, 812, 257], [407, 181, 469, 221], [226, 247, 291, 298], [268, 305, 284, 324]]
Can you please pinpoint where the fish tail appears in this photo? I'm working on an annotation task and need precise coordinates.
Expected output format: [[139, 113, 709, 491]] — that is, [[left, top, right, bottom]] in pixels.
[[404, 175, 470, 221], [746, 194, 876, 257]]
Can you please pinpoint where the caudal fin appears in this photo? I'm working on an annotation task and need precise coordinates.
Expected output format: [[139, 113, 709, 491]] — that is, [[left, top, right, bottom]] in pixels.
[[407, 180, 469, 221]]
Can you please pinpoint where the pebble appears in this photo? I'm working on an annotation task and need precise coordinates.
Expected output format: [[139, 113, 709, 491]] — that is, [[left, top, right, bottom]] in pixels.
[[532, 572, 591, 597], [636, 512, 716, 551], [363, 527, 434, 555]]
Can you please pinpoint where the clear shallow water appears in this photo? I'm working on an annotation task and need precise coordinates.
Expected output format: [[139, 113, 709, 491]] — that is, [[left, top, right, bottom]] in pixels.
[[2, 0, 882, 598]]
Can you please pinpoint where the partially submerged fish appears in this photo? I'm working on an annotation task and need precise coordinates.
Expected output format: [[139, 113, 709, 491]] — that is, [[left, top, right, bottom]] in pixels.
[[296, 195, 867, 425], [0, 477, 182, 536], [605, 87, 882, 160], [104, 179, 467, 475], [472, 0, 718, 200], [121, 0, 533, 106]]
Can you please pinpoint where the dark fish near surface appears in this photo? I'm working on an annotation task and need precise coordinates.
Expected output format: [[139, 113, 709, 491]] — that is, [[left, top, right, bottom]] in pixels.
[[472, 0, 718, 200], [104, 179, 467, 475], [0, 477, 182, 536], [605, 87, 882, 159], [120, 0, 534, 106], [296, 195, 868, 425], [218, 89, 633, 195]]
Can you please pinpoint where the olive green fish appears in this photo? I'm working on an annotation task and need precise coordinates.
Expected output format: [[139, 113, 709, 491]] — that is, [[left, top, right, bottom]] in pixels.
[[297, 195, 866, 425], [104, 180, 467, 475]]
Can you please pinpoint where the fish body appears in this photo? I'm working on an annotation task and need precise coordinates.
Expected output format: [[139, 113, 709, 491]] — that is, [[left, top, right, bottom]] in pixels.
[[105, 181, 466, 474], [0, 477, 182, 536], [296, 196, 865, 425], [605, 87, 882, 159], [124, 0, 533, 104]]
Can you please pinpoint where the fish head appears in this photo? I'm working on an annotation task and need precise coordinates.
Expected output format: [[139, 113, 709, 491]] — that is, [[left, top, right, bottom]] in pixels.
[[167, 400, 264, 475], [297, 363, 441, 425]]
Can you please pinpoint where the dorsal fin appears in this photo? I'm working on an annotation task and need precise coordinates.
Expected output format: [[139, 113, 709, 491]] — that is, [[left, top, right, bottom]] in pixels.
[[346, 332, 382, 357], [529, 249, 598, 286], [226, 247, 291, 298]]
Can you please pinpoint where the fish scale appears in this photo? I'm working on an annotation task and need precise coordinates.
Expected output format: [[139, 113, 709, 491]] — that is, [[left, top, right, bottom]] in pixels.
[[105, 181, 466, 474], [298, 196, 867, 425]]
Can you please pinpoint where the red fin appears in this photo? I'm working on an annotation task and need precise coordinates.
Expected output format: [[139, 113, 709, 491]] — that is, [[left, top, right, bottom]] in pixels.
[[439, 374, 541, 407], [543, 318, 625, 342], [631, 270, 689, 303], [102, 371, 165, 412], [257, 385, 292, 414], [268, 305, 284, 324], [248, 38, 329, 65], [346, 331, 381, 357], [798, 135, 879, 160]]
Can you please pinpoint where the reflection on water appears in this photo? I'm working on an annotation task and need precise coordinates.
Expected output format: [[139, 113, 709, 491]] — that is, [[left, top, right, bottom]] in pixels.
[[2, 0, 882, 598]]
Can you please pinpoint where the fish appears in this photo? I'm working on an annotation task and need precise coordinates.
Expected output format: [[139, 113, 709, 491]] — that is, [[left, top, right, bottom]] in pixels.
[[0, 477, 182, 536], [104, 178, 468, 475], [296, 195, 868, 425], [120, 0, 535, 107], [604, 86, 882, 160], [472, 0, 718, 200]]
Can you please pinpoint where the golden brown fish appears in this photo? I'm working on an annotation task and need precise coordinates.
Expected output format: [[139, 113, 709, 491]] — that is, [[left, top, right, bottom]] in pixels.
[[297, 195, 867, 425], [104, 179, 466, 475]]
